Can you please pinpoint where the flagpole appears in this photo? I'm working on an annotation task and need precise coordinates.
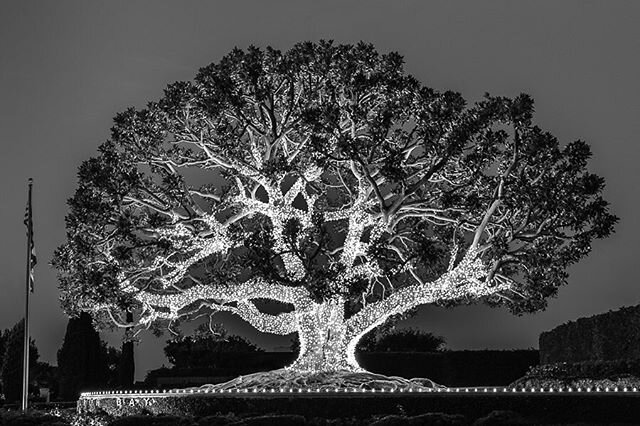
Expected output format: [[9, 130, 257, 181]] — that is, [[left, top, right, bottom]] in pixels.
[[22, 178, 33, 412]]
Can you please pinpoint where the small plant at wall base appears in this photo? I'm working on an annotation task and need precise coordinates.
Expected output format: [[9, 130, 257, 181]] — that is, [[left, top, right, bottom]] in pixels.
[[53, 41, 617, 391]]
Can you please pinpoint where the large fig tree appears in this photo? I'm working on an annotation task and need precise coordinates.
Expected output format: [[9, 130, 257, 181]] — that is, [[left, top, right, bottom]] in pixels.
[[54, 42, 616, 382]]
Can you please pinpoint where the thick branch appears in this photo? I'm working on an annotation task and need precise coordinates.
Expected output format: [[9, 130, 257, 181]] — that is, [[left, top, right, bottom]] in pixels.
[[132, 277, 311, 313], [345, 248, 509, 344], [235, 301, 297, 335]]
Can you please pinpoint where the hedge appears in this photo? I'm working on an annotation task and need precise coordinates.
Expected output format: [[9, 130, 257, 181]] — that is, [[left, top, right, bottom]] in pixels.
[[539, 305, 640, 364], [524, 358, 640, 380]]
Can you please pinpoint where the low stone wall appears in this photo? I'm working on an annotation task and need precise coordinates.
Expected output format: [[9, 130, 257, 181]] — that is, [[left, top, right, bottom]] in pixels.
[[77, 388, 640, 423]]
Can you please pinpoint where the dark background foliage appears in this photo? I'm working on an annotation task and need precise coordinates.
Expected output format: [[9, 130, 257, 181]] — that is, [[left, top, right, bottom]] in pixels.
[[539, 304, 640, 364], [357, 328, 446, 352], [0, 320, 39, 402], [56, 313, 123, 399], [164, 325, 263, 370]]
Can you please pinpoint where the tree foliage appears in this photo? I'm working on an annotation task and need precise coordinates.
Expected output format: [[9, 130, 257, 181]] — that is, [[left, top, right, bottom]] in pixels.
[[53, 41, 616, 369], [0, 320, 39, 402]]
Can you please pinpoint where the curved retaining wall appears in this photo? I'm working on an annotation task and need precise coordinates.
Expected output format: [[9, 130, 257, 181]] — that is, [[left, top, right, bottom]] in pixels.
[[78, 387, 640, 421]]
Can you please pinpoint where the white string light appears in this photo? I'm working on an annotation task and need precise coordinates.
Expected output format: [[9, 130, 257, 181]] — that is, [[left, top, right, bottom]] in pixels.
[[96, 161, 512, 373], [82, 72, 521, 378]]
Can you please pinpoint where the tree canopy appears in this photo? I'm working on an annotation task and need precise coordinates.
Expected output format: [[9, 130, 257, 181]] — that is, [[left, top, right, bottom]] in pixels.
[[53, 41, 616, 367]]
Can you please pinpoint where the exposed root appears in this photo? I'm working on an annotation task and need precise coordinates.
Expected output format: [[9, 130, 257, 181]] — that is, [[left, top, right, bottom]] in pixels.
[[191, 368, 444, 392]]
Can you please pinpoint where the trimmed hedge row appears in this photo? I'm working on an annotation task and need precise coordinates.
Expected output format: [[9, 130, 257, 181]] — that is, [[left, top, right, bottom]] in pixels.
[[524, 358, 640, 380], [539, 305, 640, 364], [512, 358, 640, 390], [145, 350, 539, 388]]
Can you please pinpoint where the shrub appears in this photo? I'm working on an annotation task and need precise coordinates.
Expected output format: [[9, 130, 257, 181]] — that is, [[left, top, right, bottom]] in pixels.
[[522, 358, 640, 380], [512, 358, 640, 389], [0, 410, 72, 426]]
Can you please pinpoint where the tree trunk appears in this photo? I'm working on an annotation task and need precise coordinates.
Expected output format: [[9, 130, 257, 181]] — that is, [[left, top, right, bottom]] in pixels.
[[288, 298, 363, 372]]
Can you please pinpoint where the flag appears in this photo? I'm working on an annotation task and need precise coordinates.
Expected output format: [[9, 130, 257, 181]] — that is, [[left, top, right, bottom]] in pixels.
[[24, 178, 36, 292]]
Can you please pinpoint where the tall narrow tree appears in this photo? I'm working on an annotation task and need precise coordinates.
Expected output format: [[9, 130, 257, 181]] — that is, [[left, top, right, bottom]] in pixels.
[[117, 311, 135, 388], [57, 313, 108, 400], [54, 42, 616, 389]]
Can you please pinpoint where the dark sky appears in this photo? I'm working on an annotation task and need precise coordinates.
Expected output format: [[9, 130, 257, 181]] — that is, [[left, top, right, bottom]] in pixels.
[[1, 1, 638, 381]]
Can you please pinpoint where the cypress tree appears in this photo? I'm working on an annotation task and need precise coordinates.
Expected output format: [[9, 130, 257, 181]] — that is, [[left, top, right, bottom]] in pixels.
[[57, 312, 108, 400], [117, 311, 135, 387]]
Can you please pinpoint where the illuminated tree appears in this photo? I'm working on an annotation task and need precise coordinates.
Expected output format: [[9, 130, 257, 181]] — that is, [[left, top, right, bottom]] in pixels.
[[53, 42, 616, 387]]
